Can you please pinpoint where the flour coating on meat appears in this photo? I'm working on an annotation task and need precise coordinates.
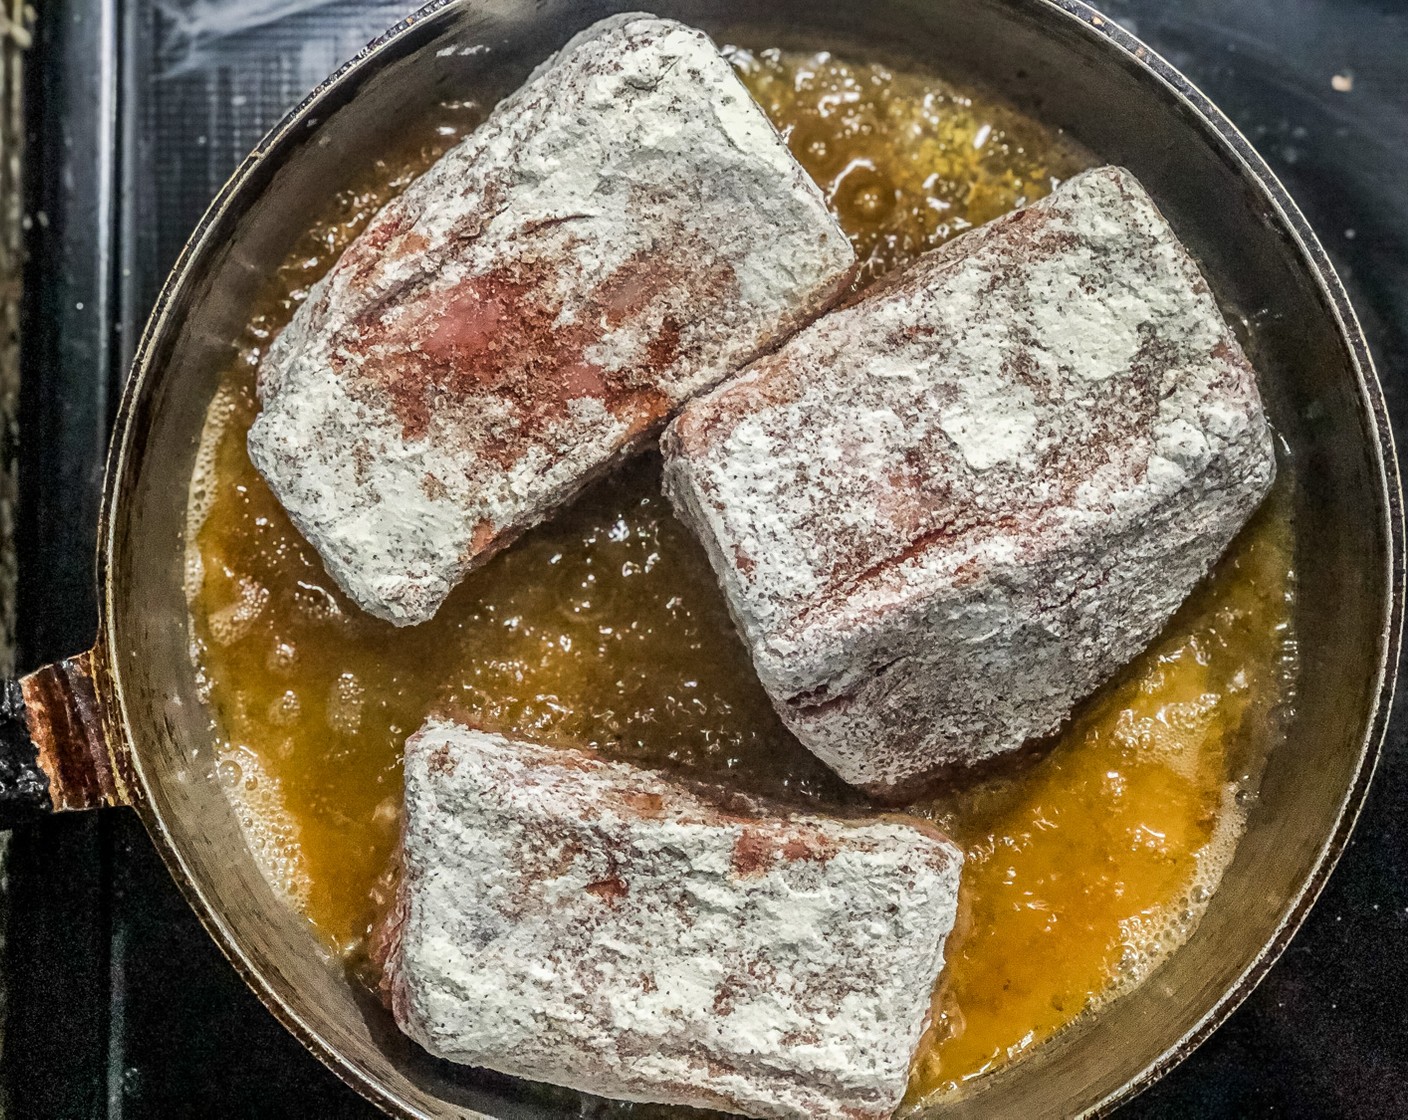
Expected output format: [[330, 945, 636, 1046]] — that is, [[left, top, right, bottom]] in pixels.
[[248, 14, 855, 625], [664, 166, 1276, 794], [376, 722, 961, 1120]]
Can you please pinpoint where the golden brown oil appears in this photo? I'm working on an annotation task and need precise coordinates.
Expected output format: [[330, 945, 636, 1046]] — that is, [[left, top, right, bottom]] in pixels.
[[731, 47, 1090, 285], [905, 487, 1293, 1101], [186, 49, 1296, 1102]]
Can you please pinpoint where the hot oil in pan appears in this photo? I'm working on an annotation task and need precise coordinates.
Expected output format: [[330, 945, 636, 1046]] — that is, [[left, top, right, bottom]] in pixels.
[[185, 49, 1297, 1104]]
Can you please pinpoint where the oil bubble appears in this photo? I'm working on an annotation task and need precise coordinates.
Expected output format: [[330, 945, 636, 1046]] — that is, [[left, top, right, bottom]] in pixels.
[[215, 758, 243, 788]]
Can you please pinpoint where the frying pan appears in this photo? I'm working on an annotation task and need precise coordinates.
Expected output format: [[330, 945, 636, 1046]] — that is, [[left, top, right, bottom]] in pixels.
[[0, 0, 1400, 1116]]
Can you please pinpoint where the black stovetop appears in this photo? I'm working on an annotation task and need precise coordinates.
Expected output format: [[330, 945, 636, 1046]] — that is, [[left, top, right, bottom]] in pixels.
[[5, 0, 1408, 1116]]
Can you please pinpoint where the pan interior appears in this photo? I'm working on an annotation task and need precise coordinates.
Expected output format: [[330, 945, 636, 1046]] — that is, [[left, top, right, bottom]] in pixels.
[[102, 1, 1394, 1118]]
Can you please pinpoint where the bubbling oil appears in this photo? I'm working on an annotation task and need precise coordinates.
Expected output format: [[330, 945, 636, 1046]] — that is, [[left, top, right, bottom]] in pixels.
[[730, 47, 1090, 284], [186, 48, 1296, 1101]]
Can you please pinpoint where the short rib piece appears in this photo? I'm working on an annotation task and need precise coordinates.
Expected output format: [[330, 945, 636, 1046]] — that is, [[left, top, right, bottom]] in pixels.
[[663, 166, 1276, 796], [375, 721, 962, 1120], [248, 14, 855, 625]]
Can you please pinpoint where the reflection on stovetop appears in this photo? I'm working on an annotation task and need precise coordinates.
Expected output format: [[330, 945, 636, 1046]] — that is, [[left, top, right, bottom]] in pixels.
[[4, 0, 1406, 1116]]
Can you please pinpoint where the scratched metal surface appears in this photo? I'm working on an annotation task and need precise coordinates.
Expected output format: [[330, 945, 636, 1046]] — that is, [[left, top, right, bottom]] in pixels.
[[2, 0, 1406, 1116]]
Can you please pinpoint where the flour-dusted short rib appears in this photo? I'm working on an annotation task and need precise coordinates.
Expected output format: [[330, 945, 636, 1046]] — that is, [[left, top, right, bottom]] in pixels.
[[247, 15, 855, 626], [663, 166, 1276, 796], [374, 721, 961, 1120]]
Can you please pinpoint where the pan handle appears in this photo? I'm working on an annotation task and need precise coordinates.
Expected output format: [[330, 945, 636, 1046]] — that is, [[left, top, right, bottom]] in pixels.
[[0, 650, 128, 827]]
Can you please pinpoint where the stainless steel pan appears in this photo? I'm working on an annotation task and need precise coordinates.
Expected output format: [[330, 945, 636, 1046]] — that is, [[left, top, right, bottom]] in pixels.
[[0, 1, 1400, 1116]]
